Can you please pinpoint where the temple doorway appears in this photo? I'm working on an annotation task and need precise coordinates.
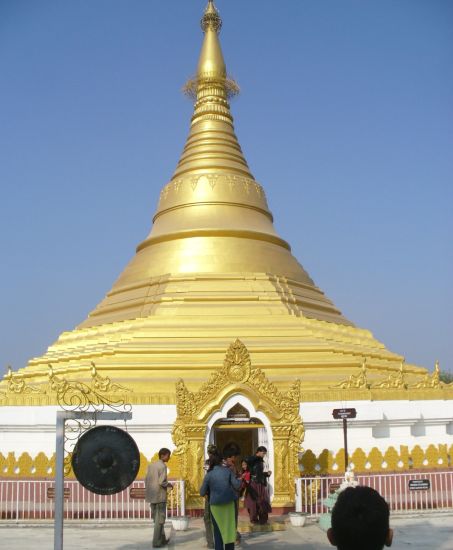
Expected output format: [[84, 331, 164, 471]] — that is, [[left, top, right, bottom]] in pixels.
[[209, 402, 268, 464], [213, 424, 258, 459], [173, 339, 304, 508]]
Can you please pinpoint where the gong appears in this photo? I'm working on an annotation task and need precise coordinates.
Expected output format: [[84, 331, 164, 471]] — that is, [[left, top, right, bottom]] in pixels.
[[72, 425, 140, 495]]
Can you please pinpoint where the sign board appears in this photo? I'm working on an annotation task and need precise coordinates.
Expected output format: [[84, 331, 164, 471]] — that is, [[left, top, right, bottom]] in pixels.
[[408, 479, 430, 491], [332, 408, 357, 420]]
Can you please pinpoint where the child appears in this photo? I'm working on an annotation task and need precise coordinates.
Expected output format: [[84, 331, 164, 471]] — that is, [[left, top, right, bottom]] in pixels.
[[241, 459, 258, 521], [327, 486, 393, 550], [240, 460, 251, 496]]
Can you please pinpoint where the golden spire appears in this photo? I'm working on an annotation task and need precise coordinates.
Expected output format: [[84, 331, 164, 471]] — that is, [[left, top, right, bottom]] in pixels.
[[178, 0, 242, 176], [78, 1, 351, 328], [198, 0, 225, 77]]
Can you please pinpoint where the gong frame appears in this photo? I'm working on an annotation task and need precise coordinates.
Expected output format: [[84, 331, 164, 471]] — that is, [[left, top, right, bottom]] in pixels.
[[54, 410, 132, 550]]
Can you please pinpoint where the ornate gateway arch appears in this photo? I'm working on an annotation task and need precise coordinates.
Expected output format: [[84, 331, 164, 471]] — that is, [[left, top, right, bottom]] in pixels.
[[172, 339, 304, 508]]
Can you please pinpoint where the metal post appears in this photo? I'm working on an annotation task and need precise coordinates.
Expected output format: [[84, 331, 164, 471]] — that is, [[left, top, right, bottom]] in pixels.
[[180, 479, 186, 517], [53, 410, 132, 550], [54, 412, 65, 550], [295, 478, 302, 512], [343, 417, 348, 472]]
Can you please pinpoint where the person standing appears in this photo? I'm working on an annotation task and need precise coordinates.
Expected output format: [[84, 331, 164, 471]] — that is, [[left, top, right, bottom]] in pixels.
[[246, 446, 272, 525], [203, 444, 218, 549], [240, 459, 253, 517], [200, 451, 241, 550], [223, 447, 241, 545], [145, 448, 173, 548]]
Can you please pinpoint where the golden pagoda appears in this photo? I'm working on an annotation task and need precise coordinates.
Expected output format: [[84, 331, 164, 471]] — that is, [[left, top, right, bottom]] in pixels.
[[1, 1, 452, 510]]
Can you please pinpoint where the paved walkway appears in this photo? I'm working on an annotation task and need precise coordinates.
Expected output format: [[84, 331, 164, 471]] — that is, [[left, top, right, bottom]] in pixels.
[[1, 514, 452, 549]]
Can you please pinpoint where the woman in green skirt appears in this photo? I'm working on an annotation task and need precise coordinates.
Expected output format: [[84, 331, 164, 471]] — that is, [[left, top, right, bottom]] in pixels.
[[200, 451, 242, 549]]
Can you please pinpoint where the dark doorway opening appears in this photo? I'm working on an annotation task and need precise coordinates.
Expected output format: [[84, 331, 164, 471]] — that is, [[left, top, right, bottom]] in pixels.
[[213, 421, 262, 460]]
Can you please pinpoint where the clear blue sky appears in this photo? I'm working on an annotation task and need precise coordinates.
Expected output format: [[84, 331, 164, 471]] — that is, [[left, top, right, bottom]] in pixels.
[[1, 0, 452, 376]]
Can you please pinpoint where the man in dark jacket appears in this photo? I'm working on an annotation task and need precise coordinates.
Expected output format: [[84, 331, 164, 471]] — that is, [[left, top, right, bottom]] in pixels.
[[246, 446, 272, 524]]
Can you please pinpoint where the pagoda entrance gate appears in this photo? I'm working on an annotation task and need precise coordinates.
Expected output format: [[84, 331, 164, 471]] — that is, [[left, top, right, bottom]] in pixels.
[[172, 339, 304, 509]]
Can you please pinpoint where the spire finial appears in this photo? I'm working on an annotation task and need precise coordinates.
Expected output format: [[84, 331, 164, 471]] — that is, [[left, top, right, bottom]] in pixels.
[[183, 0, 239, 102], [201, 1, 222, 33]]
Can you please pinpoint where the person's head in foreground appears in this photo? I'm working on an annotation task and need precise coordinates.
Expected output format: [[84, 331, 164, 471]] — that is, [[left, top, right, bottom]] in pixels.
[[327, 486, 393, 550]]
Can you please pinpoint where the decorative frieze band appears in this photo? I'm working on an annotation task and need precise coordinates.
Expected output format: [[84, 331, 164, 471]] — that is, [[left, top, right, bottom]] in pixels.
[[300, 442, 452, 475]]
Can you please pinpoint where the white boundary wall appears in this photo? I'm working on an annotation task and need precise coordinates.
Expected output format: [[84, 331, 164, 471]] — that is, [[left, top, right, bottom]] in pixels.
[[1, 400, 452, 459], [300, 400, 453, 455], [0, 405, 177, 460]]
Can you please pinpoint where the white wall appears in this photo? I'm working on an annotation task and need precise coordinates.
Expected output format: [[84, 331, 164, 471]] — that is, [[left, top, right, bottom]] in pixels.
[[1, 399, 452, 460], [0, 405, 176, 458], [300, 400, 453, 455]]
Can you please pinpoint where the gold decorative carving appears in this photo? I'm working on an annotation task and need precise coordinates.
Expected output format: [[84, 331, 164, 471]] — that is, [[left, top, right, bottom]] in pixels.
[[42, 363, 132, 398], [411, 445, 424, 468], [410, 360, 441, 389], [3, 366, 41, 395], [173, 339, 304, 508], [190, 176, 198, 191], [206, 173, 218, 190], [297, 443, 453, 475], [367, 448, 384, 470], [438, 444, 449, 467], [383, 447, 399, 470], [34, 452, 52, 478], [351, 448, 367, 472], [300, 450, 317, 474], [425, 444, 441, 467], [137, 452, 149, 479], [1, 443, 451, 480], [0, 364, 133, 406], [224, 340, 251, 383], [17, 452, 33, 476], [89, 363, 132, 394], [333, 359, 369, 389], [333, 449, 346, 472], [373, 360, 407, 389], [318, 449, 334, 475], [399, 446, 410, 470], [173, 178, 182, 192]]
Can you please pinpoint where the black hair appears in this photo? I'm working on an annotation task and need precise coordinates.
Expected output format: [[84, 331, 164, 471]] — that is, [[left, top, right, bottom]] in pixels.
[[207, 444, 217, 456], [207, 450, 223, 471], [331, 486, 390, 550], [223, 442, 240, 456], [158, 447, 171, 459], [223, 447, 239, 459], [256, 446, 267, 453]]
